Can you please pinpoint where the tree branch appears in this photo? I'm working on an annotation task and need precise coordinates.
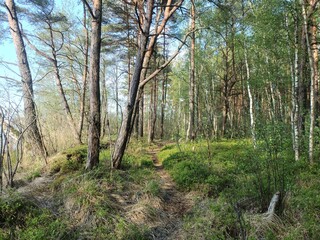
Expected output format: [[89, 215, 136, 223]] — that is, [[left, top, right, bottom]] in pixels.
[[139, 29, 197, 88], [81, 0, 95, 19]]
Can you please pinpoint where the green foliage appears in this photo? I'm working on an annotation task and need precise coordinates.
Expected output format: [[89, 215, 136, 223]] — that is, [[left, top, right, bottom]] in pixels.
[[0, 193, 74, 240], [0, 193, 38, 229], [286, 164, 320, 239], [160, 141, 241, 195], [48, 145, 88, 174], [158, 139, 319, 238], [115, 218, 150, 240], [180, 197, 241, 239], [169, 159, 210, 190], [143, 180, 161, 197], [42, 140, 160, 239], [26, 169, 42, 181], [19, 211, 76, 240]]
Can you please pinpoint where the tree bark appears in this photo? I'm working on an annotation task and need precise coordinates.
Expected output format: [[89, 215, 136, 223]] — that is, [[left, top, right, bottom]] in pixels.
[[79, 2, 89, 142], [101, 61, 108, 138], [85, 0, 102, 170], [187, 0, 196, 141], [112, 0, 154, 169], [138, 89, 144, 138], [5, 0, 46, 157], [112, 0, 184, 168], [302, 0, 318, 164], [244, 49, 256, 148], [288, 14, 300, 161], [23, 19, 82, 144], [160, 31, 168, 139], [148, 72, 157, 144]]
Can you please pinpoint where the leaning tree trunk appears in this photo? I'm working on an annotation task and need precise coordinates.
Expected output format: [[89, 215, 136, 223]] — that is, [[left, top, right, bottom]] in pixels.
[[23, 20, 82, 144], [5, 0, 46, 157], [85, 0, 102, 170], [112, 0, 154, 169], [112, 0, 184, 169]]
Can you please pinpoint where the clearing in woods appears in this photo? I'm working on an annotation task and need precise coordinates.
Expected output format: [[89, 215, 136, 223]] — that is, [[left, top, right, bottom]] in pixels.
[[4, 144, 194, 239]]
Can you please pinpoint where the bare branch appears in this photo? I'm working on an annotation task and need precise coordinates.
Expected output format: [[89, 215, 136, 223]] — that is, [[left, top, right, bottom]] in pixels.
[[139, 29, 197, 88], [81, 0, 95, 19]]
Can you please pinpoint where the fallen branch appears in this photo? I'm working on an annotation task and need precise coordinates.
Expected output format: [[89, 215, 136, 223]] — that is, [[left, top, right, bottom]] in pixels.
[[264, 191, 280, 222]]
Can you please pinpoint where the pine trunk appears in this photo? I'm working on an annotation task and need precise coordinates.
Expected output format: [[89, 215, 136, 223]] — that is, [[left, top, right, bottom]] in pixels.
[[5, 0, 46, 157], [86, 0, 102, 170]]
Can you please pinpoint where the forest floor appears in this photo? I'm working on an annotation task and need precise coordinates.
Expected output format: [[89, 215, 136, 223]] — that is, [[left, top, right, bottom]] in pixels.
[[146, 147, 194, 239], [2, 140, 318, 239], [2, 144, 195, 239]]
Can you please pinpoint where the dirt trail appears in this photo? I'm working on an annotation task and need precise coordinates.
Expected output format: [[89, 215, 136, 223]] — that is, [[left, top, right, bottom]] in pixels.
[[148, 147, 194, 240], [13, 175, 56, 211]]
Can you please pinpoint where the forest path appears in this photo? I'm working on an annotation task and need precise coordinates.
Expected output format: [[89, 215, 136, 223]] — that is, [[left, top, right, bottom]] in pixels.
[[147, 145, 194, 240], [15, 175, 57, 212]]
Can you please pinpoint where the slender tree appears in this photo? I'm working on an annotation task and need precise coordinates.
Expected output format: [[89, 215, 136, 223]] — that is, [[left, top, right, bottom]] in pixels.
[[302, 0, 319, 164], [112, 0, 184, 169], [187, 0, 196, 140], [83, 0, 103, 170], [5, 0, 46, 157]]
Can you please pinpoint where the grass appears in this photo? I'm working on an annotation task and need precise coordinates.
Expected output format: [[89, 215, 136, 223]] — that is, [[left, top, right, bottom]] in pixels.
[[0, 192, 75, 240], [2, 138, 319, 239], [0, 140, 160, 239], [157, 139, 319, 239]]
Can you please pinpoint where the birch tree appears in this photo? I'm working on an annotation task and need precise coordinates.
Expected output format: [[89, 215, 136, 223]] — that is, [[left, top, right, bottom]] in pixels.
[[302, 0, 319, 164]]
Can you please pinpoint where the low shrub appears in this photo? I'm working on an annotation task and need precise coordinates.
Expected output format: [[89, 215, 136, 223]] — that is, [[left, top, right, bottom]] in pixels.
[[0, 193, 74, 240], [169, 160, 210, 190]]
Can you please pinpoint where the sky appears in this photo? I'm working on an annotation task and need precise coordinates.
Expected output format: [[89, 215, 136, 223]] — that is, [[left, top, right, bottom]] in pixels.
[[0, 0, 81, 108]]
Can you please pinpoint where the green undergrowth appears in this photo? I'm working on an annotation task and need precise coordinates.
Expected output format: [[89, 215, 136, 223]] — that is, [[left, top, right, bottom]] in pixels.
[[158, 139, 319, 239], [0, 192, 75, 239], [1, 140, 159, 239], [158, 140, 253, 197]]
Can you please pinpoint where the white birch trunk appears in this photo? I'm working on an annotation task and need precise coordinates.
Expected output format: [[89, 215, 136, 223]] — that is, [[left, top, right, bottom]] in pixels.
[[244, 49, 257, 148]]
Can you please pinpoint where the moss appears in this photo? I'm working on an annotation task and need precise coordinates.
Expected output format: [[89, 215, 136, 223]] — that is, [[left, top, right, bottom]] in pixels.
[[0, 193, 38, 229], [0, 193, 75, 240], [48, 145, 88, 175]]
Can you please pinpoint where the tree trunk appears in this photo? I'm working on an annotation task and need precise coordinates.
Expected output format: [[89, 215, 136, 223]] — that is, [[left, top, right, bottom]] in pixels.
[[302, 0, 318, 164], [112, 0, 184, 169], [160, 75, 167, 139], [160, 30, 167, 139], [288, 14, 300, 161], [85, 0, 102, 170], [101, 61, 108, 138], [79, 2, 89, 142], [138, 89, 144, 138], [112, 0, 154, 169], [244, 49, 257, 148], [187, 0, 196, 141], [51, 45, 81, 144], [5, 0, 46, 157], [148, 75, 157, 144], [24, 19, 82, 144]]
